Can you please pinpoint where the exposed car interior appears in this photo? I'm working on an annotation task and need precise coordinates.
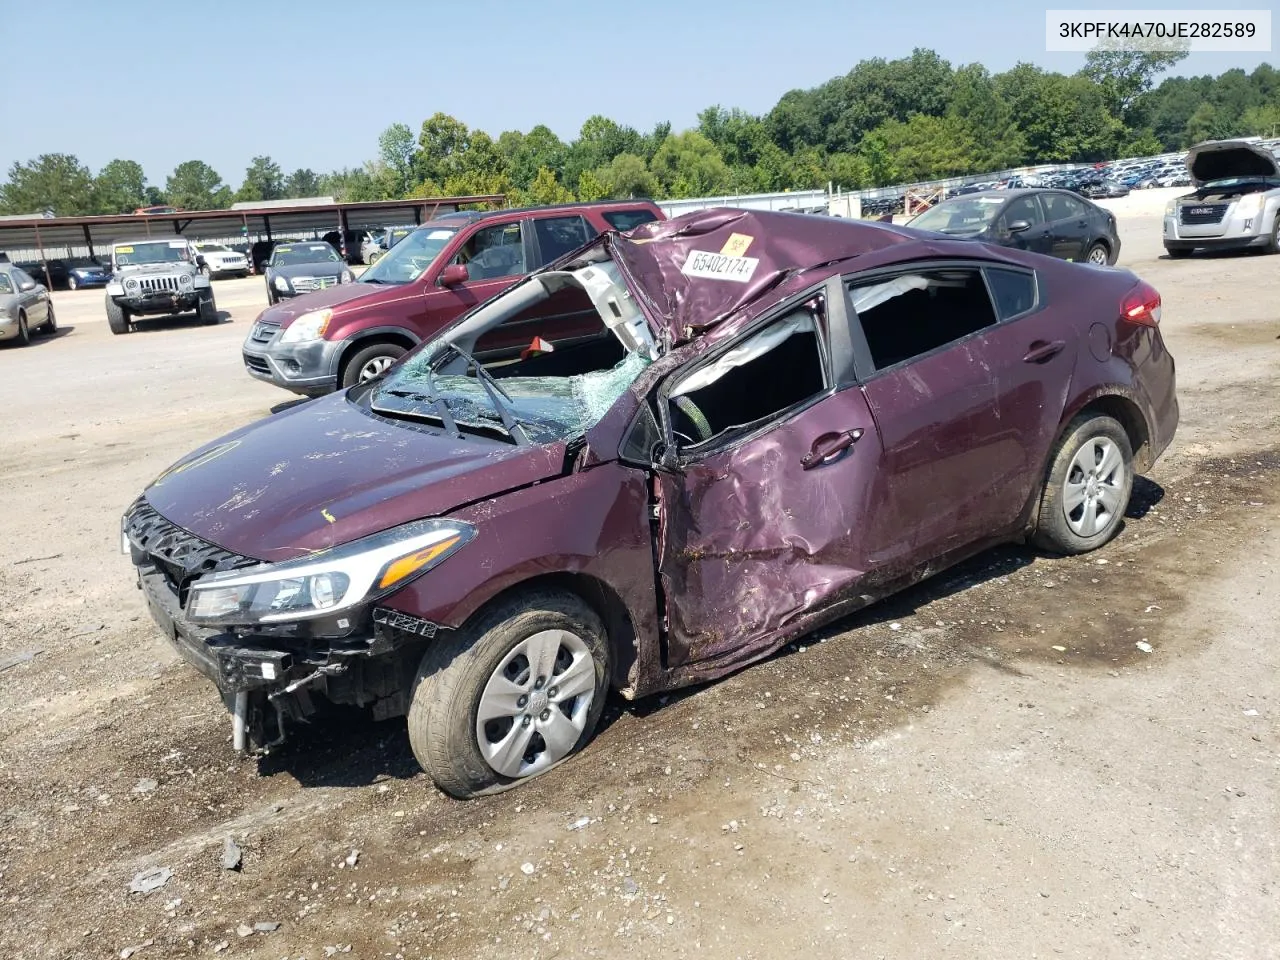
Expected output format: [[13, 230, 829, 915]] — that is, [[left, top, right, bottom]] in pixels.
[[850, 269, 997, 370], [668, 303, 826, 448]]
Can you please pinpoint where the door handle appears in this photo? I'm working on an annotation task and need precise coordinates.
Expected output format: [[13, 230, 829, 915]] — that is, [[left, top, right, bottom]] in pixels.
[[1023, 339, 1066, 363], [801, 428, 864, 469]]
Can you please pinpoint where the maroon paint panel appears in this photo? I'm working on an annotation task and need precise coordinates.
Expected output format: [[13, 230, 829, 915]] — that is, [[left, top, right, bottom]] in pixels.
[[380, 462, 661, 695], [144, 394, 565, 562], [654, 388, 884, 681]]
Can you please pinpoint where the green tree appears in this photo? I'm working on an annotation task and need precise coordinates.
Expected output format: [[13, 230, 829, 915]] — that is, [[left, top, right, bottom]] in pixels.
[[996, 64, 1123, 162], [867, 114, 978, 182], [649, 132, 733, 198], [1241, 104, 1280, 138], [236, 155, 284, 203], [377, 122, 417, 198], [575, 169, 608, 202], [947, 64, 1025, 171], [499, 124, 568, 189], [415, 112, 472, 184], [0, 154, 95, 216], [284, 168, 321, 198], [319, 166, 380, 202], [166, 160, 231, 210], [1184, 102, 1235, 144], [523, 166, 575, 205], [92, 159, 147, 214], [825, 152, 869, 191], [1083, 45, 1190, 121], [597, 152, 658, 198]]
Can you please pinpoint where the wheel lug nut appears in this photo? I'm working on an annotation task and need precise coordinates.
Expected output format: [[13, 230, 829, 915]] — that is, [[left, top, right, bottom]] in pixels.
[[521, 716, 532, 728], [517, 695, 528, 708], [540, 709, 551, 721], [534, 677, 545, 690], [548, 686, 558, 698]]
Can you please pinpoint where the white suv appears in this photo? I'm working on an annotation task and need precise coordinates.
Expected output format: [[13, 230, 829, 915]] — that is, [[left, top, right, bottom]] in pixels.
[[190, 242, 250, 279]]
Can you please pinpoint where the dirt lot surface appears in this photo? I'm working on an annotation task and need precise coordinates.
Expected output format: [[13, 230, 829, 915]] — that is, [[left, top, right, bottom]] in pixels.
[[2, 218, 1278, 960]]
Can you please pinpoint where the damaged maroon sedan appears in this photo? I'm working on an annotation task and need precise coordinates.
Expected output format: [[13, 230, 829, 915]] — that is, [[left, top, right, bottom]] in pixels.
[[122, 209, 1178, 798]]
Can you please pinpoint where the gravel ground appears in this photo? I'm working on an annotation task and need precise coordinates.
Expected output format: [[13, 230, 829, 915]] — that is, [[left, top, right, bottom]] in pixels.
[[1, 216, 1278, 960]]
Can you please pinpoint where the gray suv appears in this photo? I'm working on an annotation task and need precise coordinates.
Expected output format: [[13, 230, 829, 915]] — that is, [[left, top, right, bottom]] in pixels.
[[1163, 139, 1280, 257], [104, 239, 218, 334]]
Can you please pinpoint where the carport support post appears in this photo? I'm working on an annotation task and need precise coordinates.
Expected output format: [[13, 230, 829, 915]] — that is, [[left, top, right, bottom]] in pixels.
[[82, 224, 95, 260], [338, 208, 349, 259], [32, 221, 53, 290]]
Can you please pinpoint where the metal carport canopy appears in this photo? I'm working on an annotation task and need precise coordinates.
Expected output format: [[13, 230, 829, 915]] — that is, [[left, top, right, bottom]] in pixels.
[[0, 194, 505, 256]]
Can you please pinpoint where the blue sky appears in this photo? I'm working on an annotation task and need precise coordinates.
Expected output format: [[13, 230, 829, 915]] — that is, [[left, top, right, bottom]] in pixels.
[[4, 0, 1272, 187]]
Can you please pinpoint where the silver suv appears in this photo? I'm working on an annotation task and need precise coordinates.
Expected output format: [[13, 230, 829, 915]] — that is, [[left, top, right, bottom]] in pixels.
[[1164, 139, 1280, 258], [104, 239, 218, 334]]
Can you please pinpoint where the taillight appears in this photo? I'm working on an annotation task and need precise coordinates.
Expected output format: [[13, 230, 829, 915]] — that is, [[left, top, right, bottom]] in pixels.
[[1120, 280, 1161, 327]]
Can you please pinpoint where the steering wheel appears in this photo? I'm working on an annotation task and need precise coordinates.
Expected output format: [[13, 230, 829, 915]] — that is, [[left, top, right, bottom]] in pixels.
[[671, 396, 713, 446]]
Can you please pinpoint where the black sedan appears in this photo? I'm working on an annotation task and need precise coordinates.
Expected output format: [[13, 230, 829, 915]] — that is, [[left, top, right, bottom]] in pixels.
[[908, 189, 1121, 266], [264, 241, 354, 304]]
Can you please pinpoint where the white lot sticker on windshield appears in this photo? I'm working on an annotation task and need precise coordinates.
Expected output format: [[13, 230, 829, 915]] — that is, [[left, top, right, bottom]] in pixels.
[[976, 197, 1005, 204], [427, 230, 452, 239], [681, 250, 760, 283], [168, 240, 188, 248]]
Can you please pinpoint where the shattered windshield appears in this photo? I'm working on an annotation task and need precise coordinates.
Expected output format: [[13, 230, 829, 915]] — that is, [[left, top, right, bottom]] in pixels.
[[360, 226, 457, 285], [373, 350, 650, 445]]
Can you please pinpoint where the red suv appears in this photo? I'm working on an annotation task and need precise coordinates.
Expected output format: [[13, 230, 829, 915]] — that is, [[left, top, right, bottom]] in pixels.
[[242, 201, 664, 395]]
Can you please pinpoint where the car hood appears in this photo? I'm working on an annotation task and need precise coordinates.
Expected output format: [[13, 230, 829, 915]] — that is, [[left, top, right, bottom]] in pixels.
[[117, 262, 195, 276], [143, 391, 567, 562], [1186, 140, 1280, 186], [258, 282, 389, 325]]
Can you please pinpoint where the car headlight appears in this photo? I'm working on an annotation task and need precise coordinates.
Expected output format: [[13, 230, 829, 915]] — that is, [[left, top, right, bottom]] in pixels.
[[273, 275, 291, 292], [279, 308, 332, 343], [185, 518, 475, 626], [1164, 199, 1176, 216], [1235, 193, 1263, 217], [341, 270, 354, 284]]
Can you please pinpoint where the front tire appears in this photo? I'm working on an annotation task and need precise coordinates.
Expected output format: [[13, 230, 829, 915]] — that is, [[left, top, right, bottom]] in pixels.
[[68, 275, 79, 291], [1032, 414, 1133, 554], [14, 311, 30, 346], [39, 303, 57, 334], [407, 590, 610, 798], [340, 341, 407, 388], [197, 290, 219, 325], [1165, 246, 1192, 259], [106, 297, 130, 335], [1265, 215, 1280, 255]]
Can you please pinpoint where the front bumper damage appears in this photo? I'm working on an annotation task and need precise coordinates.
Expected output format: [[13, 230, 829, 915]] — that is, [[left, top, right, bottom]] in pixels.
[[242, 321, 345, 395], [126, 503, 439, 755]]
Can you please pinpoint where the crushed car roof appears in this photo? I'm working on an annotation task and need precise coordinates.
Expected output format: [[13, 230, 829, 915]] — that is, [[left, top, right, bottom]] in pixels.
[[608, 209, 922, 342]]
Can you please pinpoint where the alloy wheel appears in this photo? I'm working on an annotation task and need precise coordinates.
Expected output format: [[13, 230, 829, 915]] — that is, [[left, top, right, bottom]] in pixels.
[[475, 629, 596, 779], [1088, 245, 1109, 264], [1062, 436, 1126, 537], [358, 355, 396, 381]]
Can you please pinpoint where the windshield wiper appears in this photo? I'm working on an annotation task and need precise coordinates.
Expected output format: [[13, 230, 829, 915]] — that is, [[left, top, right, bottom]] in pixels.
[[438, 342, 531, 445], [372, 367, 461, 439]]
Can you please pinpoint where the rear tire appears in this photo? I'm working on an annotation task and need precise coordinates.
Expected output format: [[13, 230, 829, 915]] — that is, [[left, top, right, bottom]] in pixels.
[[407, 589, 610, 798], [1085, 242, 1110, 266], [1032, 414, 1133, 555], [340, 341, 407, 388], [197, 290, 219, 325], [106, 297, 130, 335], [368, 250, 381, 265]]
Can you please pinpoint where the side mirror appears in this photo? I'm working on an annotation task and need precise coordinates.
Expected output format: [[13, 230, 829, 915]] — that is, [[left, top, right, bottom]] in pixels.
[[439, 263, 469, 286], [1007, 219, 1032, 234], [18, 281, 35, 292], [194, 254, 206, 268]]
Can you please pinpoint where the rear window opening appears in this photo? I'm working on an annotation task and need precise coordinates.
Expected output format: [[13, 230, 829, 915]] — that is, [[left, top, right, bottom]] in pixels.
[[669, 304, 825, 449], [851, 269, 997, 370]]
